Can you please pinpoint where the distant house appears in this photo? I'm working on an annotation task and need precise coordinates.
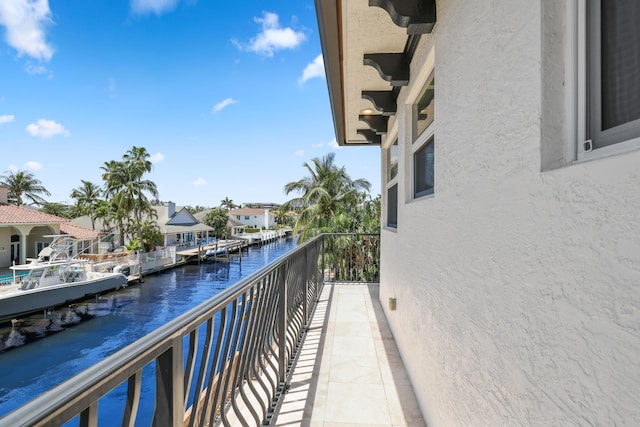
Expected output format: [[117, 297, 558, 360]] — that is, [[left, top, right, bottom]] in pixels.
[[192, 210, 246, 237], [0, 185, 100, 268], [228, 208, 275, 229], [71, 201, 214, 248], [153, 202, 214, 246]]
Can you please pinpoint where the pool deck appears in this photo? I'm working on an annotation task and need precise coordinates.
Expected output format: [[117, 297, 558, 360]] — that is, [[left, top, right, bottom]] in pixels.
[[274, 283, 425, 426]]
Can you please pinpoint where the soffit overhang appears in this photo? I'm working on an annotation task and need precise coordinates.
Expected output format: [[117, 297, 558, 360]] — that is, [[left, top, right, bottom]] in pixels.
[[315, 0, 435, 146]]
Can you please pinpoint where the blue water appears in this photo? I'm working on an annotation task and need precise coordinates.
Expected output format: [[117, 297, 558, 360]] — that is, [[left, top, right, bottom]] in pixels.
[[0, 238, 297, 423]]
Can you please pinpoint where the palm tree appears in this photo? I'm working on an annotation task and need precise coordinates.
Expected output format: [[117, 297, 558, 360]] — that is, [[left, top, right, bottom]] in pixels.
[[101, 160, 128, 246], [220, 197, 237, 210], [41, 202, 72, 218], [70, 180, 102, 229], [102, 147, 158, 251], [93, 199, 117, 233], [283, 153, 371, 242], [0, 170, 51, 206]]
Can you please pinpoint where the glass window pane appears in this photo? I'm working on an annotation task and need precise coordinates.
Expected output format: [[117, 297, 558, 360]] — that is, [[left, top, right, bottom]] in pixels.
[[387, 184, 397, 228], [601, 1, 640, 130], [387, 140, 398, 182], [414, 138, 434, 198], [413, 72, 435, 141]]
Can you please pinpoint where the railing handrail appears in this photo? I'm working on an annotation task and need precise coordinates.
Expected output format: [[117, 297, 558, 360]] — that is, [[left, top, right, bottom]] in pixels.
[[0, 233, 380, 426]]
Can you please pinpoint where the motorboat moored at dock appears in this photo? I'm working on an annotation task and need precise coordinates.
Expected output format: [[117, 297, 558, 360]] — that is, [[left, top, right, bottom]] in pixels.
[[0, 236, 128, 324]]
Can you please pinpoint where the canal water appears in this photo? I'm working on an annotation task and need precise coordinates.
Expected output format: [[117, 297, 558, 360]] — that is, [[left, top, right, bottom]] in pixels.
[[0, 237, 298, 424]]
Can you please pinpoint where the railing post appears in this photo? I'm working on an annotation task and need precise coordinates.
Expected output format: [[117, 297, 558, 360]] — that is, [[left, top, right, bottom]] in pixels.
[[78, 402, 98, 427], [321, 235, 325, 282], [303, 246, 308, 328], [151, 337, 184, 427], [277, 264, 287, 386]]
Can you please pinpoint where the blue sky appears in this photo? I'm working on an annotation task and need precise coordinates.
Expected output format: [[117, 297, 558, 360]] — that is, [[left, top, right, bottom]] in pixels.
[[0, 0, 380, 207]]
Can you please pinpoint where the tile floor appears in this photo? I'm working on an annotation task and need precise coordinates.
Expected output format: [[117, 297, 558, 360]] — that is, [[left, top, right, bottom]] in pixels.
[[274, 283, 425, 427]]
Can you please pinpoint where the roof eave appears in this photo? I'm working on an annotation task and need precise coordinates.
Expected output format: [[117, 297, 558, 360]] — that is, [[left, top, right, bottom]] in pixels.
[[315, 0, 348, 146]]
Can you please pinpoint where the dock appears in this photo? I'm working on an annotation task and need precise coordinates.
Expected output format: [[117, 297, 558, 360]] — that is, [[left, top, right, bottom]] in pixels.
[[176, 239, 247, 263]]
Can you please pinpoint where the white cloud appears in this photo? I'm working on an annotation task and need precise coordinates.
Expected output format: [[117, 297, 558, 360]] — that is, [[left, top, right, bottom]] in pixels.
[[0, 0, 54, 61], [8, 164, 18, 172], [192, 177, 207, 187], [150, 152, 165, 163], [25, 62, 52, 77], [212, 98, 237, 114], [0, 114, 15, 125], [24, 160, 42, 171], [298, 54, 324, 85], [26, 118, 70, 138], [295, 150, 305, 157], [312, 138, 340, 150], [236, 12, 306, 57], [130, 0, 180, 15]]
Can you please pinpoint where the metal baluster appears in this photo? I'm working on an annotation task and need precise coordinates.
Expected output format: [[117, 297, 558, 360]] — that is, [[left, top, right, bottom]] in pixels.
[[121, 369, 142, 427]]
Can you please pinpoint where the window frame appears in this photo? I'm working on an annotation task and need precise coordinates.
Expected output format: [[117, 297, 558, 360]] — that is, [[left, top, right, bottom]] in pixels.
[[410, 70, 435, 201], [572, 0, 640, 162], [413, 135, 435, 199], [383, 127, 399, 230]]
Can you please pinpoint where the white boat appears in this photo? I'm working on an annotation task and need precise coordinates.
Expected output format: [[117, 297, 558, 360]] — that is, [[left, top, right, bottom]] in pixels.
[[0, 235, 128, 324]]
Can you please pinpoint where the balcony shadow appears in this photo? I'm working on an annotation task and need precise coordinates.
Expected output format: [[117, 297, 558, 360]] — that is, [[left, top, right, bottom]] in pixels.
[[275, 283, 425, 426], [366, 284, 426, 426], [273, 283, 334, 426]]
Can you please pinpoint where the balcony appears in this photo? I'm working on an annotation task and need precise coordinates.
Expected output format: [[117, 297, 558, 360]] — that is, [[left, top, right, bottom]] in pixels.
[[1, 234, 424, 426]]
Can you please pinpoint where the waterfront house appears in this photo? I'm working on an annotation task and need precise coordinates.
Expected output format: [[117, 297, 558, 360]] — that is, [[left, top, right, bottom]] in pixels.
[[315, 0, 640, 424], [0, 185, 102, 269], [71, 201, 214, 249], [192, 210, 247, 237], [228, 207, 276, 229], [153, 202, 214, 247]]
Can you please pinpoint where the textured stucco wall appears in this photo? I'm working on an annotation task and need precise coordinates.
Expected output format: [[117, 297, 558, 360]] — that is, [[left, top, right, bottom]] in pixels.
[[379, 1, 640, 425], [0, 228, 11, 268]]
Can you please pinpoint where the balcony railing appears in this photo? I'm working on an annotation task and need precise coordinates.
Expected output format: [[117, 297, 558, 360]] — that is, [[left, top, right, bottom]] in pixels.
[[0, 233, 380, 427]]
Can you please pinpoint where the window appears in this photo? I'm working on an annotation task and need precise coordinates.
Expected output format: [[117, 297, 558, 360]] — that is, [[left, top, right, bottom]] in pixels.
[[413, 71, 434, 144], [384, 139, 399, 229], [580, 1, 640, 155], [244, 216, 250, 220], [414, 137, 435, 198], [387, 139, 398, 181], [387, 184, 398, 228], [35, 242, 48, 256], [412, 71, 435, 199]]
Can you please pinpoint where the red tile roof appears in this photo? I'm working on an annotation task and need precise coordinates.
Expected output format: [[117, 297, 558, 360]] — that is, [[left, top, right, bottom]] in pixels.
[[60, 222, 100, 240], [0, 204, 69, 224]]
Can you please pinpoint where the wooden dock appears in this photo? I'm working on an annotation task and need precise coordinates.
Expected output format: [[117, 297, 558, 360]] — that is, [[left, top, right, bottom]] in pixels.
[[176, 240, 247, 263]]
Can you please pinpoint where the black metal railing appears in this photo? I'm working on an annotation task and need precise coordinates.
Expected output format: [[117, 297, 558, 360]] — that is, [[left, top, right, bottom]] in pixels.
[[0, 233, 379, 427]]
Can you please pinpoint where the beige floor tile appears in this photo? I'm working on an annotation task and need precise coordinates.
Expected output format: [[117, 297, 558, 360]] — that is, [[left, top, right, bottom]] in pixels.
[[324, 382, 392, 425], [333, 321, 374, 338], [331, 335, 376, 357], [274, 284, 424, 427], [329, 352, 382, 384]]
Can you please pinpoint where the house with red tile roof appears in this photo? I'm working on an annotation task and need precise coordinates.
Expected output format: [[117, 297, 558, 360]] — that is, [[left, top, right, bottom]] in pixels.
[[0, 185, 100, 269]]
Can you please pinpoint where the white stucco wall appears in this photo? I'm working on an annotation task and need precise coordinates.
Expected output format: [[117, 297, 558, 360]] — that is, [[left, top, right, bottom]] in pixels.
[[379, 1, 640, 425], [0, 228, 11, 268]]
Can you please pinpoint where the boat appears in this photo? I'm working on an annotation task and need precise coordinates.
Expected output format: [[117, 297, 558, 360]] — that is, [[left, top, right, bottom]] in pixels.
[[0, 235, 128, 324]]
